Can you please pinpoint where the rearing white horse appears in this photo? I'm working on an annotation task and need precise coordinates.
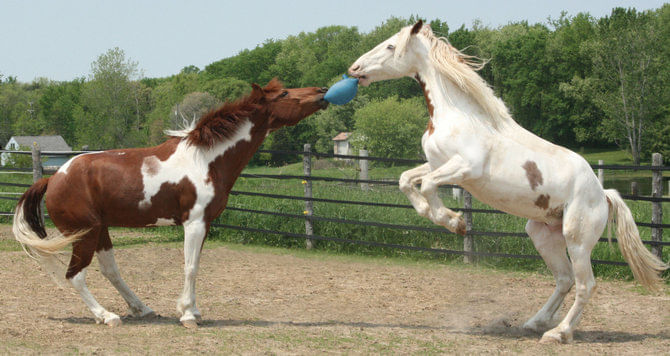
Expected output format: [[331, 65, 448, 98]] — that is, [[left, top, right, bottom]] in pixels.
[[349, 20, 667, 343]]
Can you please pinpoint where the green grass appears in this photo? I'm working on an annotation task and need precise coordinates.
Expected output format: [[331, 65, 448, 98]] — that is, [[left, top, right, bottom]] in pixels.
[[578, 147, 635, 165], [1, 147, 668, 283]]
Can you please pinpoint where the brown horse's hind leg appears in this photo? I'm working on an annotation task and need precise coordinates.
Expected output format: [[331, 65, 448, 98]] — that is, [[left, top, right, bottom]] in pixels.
[[96, 227, 155, 318], [66, 227, 122, 327]]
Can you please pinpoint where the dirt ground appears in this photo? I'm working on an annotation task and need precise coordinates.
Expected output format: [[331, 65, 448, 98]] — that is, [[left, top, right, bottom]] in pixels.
[[0, 226, 668, 355]]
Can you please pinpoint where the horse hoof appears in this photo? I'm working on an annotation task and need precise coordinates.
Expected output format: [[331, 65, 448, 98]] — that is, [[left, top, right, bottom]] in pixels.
[[141, 310, 157, 319], [129, 307, 156, 319], [181, 319, 198, 329], [105, 316, 122, 327], [522, 320, 546, 333], [455, 218, 467, 235], [540, 330, 571, 344]]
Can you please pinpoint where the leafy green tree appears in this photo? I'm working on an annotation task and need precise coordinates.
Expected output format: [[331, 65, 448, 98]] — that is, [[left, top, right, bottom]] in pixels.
[[353, 96, 428, 160], [202, 77, 250, 102], [204, 39, 282, 84], [563, 8, 665, 163], [38, 79, 83, 145], [76, 47, 148, 149], [4, 80, 44, 137], [269, 26, 363, 87], [548, 13, 604, 146], [171, 92, 221, 128]]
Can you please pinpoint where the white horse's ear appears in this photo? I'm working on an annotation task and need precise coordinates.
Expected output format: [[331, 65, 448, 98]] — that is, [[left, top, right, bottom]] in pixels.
[[411, 20, 423, 35]]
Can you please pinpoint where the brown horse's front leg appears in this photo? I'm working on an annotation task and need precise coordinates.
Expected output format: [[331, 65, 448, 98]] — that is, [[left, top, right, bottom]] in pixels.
[[177, 218, 209, 328]]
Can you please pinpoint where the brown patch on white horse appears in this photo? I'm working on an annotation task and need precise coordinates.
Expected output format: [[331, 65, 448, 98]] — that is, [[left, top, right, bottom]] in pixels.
[[415, 74, 435, 135], [522, 161, 543, 191], [534, 194, 550, 210], [546, 206, 564, 220], [13, 79, 327, 328]]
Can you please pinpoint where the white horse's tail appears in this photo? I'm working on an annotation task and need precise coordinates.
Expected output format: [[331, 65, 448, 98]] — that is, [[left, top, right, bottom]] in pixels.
[[13, 178, 86, 286], [605, 189, 668, 291]]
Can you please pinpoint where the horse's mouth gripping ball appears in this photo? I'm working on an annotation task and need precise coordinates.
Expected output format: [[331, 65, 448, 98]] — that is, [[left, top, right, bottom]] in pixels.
[[324, 74, 359, 105]]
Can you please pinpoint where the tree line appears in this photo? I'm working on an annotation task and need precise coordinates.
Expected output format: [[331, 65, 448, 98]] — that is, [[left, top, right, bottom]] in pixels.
[[1, 6, 668, 165]]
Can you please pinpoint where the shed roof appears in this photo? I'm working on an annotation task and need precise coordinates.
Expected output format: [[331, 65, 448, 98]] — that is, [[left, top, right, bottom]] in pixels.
[[332, 132, 352, 141], [7, 135, 72, 151]]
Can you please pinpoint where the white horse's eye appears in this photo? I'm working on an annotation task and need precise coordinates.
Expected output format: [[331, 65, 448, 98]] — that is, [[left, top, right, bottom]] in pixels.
[[387, 44, 395, 50]]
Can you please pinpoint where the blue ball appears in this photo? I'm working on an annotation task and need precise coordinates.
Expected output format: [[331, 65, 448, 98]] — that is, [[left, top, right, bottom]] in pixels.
[[324, 74, 359, 105]]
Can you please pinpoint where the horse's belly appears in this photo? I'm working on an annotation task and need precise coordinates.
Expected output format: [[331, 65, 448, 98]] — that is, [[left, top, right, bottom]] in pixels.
[[463, 180, 565, 225]]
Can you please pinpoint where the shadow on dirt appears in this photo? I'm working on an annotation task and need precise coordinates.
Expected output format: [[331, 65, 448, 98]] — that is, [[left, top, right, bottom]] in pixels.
[[50, 315, 669, 344]]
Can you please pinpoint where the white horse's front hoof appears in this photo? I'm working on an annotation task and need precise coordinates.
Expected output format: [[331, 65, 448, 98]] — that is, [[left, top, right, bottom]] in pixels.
[[448, 217, 467, 235], [181, 318, 198, 329], [540, 328, 572, 344], [104, 314, 122, 327]]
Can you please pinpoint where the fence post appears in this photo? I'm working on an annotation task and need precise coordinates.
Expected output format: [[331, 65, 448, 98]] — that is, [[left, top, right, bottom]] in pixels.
[[597, 159, 604, 186], [31, 142, 42, 183], [452, 187, 463, 203], [651, 153, 663, 260], [359, 149, 369, 191], [463, 190, 474, 264], [303, 144, 315, 249], [31, 142, 45, 225]]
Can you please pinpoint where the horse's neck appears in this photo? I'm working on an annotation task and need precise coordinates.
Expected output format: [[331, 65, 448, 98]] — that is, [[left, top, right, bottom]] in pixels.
[[416, 65, 521, 135], [195, 118, 267, 183]]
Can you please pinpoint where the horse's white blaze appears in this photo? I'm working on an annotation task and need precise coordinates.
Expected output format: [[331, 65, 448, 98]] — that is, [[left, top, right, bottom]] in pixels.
[[139, 119, 253, 211]]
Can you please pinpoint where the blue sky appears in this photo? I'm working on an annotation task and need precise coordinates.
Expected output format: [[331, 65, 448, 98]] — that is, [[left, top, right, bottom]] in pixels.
[[0, 0, 665, 82]]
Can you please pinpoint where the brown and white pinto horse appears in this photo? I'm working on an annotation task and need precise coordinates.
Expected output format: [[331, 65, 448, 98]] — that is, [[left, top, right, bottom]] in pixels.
[[13, 79, 327, 328]]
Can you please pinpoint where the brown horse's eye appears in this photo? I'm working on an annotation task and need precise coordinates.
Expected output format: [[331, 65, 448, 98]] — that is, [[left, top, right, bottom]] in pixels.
[[280, 91, 289, 97]]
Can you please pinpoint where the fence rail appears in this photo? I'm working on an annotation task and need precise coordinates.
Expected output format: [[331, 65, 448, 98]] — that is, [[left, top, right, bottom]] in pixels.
[[0, 147, 667, 266]]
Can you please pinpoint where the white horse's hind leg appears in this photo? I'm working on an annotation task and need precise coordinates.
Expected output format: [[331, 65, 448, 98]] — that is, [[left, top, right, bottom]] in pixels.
[[70, 268, 121, 326], [96, 248, 155, 318], [419, 155, 473, 234], [523, 220, 574, 332], [541, 198, 607, 343], [399, 163, 432, 218], [177, 219, 207, 328]]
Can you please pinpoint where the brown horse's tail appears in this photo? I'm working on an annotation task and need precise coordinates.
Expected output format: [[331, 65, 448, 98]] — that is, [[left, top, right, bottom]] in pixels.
[[605, 189, 668, 291], [13, 177, 83, 258]]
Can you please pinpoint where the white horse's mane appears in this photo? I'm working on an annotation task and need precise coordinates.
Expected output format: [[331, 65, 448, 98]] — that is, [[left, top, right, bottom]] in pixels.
[[397, 25, 514, 130]]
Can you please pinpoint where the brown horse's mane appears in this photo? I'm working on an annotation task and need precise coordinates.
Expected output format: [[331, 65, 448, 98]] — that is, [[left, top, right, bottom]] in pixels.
[[169, 79, 284, 148]]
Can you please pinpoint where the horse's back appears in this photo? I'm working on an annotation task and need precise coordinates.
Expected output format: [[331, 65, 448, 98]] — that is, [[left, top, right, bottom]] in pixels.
[[46, 140, 186, 228]]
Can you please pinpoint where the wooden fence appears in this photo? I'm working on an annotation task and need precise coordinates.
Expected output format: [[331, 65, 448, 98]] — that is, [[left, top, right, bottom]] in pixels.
[[0, 145, 668, 265]]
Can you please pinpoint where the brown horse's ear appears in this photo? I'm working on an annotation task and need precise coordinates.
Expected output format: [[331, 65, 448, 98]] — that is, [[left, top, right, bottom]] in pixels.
[[411, 20, 423, 35], [251, 83, 266, 101], [251, 83, 264, 94], [264, 78, 284, 92]]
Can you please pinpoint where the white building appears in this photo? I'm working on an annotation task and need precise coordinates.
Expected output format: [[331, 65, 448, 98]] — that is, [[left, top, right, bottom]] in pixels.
[[332, 132, 352, 157], [2, 135, 72, 167]]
